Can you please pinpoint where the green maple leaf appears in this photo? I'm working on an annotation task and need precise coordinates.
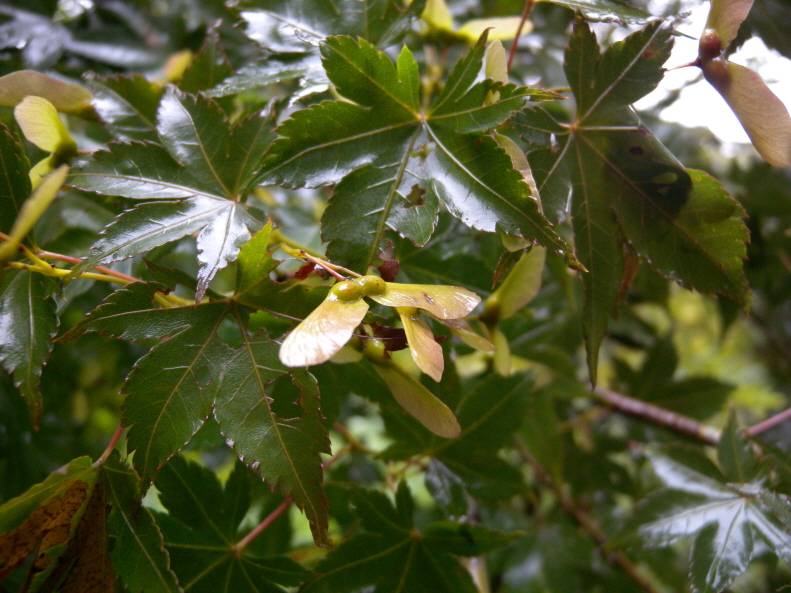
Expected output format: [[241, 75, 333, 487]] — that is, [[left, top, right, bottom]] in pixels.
[[121, 302, 230, 482], [102, 454, 183, 593], [214, 0, 426, 98], [623, 440, 791, 593], [69, 88, 274, 300], [261, 33, 579, 272], [214, 325, 331, 545], [156, 457, 308, 593], [301, 482, 518, 593], [0, 124, 31, 233], [529, 17, 749, 383]]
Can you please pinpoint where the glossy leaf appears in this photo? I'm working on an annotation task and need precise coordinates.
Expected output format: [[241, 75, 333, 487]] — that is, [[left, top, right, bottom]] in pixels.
[[302, 484, 515, 593], [0, 270, 58, 427], [398, 307, 444, 381], [61, 282, 209, 343], [0, 165, 68, 261], [102, 454, 182, 593], [538, 0, 649, 23], [373, 363, 460, 438], [552, 18, 751, 381], [214, 331, 331, 544], [70, 90, 270, 299], [122, 303, 229, 481], [279, 292, 369, 367], [703, 59, 791, 168], [87, 73, 163, 141], [625, 448, 791, 593], [156, 457, 308, 592], [0, 124, 31, 234], [371, 282, 480, 319], [0, 70, 92, 114], [262, 33, 579, 269], [0, 456, 97, 587]]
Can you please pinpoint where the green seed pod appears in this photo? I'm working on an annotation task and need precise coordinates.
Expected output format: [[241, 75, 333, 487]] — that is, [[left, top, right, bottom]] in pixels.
[[331, 280, 363, 301], [363, 338, 388, 361], [356, 275, 387, 296]]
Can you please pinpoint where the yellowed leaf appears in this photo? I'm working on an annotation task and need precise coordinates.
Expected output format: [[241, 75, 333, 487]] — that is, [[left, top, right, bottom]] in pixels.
[[279, 293, 369, 367], [705, 60, 791, 167], [492, 327, 512, 377], [160, 50, 193, 83], [371, 283, 480, 319], [373, 363, 461, 438], [458, 16, 532, 43], [705, 0, 754, 49], [0, 165, 68, 261], [14, 96, 75, 154], [0, 480, 91, 580], [441, 318, 495, 352], [485, 40, 508, 84], [0, 70, 92, 114], [398, 308, 444, 381], [491, 246, 546, 320], [422, 0, 454, 32]]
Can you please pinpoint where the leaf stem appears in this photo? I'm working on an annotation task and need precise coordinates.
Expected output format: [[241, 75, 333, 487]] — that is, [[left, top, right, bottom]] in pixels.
[[232, 443, 352, 554], [592, 387, 721, 445], [507, 0, 536, 72], [516, 439, 662, 593], [744, 406, 791, 438], [95, 424, 124, 467], [232, 497, 293, 555]]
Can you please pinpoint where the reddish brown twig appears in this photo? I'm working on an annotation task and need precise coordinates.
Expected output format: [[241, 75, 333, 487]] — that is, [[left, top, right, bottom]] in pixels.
[[95, 424, 125, 466], [592, 387, 721, 445], [507, 0, 536, 71]]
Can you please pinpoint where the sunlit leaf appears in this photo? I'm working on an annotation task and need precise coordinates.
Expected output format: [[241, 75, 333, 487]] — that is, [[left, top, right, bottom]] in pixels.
[[373, 363, 460, 438], [279, 292, 368, 367], [0, 70, 92, 114], [398, 307, 444, 381], [490, 246, 546, 320], [457, 17, 531, 42], [13, 96, 75, 155], [703, 59, 791, 168], [0, 165, 68, 261], [0, 271, 58, 428], [215, 332, 331, 544], [371, 282, 480, 319], [705, 0, 755, 49]]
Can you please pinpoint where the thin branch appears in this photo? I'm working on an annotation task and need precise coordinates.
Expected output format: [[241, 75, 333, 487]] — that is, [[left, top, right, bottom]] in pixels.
[[745, 406, 791, 438], [232, 444, 351, 554], [94, 424, 124, 467], [516, 439, 661, 593], [232, 497, 293, 555], [592, 387, 721, 445], [507, 0, 536, 72]]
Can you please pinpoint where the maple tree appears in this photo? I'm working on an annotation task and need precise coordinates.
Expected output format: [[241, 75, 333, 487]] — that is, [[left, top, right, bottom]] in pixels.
[[1, 0, 790, 592]]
